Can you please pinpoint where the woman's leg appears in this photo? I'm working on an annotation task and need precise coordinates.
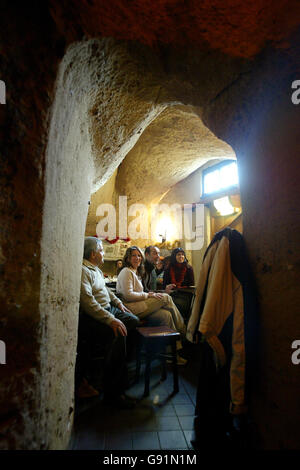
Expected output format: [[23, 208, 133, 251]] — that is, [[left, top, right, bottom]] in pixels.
[[144, 308, 176, 329], [141, 299, 187, 361], [139, 296, 185, 335], [138, 297, 176, 329], [158, 294, 186, 336]]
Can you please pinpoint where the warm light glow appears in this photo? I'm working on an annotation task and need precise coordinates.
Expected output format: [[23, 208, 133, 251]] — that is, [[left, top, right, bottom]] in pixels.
[[154, 216, 177, 243], [203, 161, 238, 195], [213, 196, 235, 216]]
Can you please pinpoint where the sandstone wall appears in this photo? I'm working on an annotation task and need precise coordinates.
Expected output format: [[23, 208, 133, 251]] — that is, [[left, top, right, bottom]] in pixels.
[[0, 1, 299, 450], [0, 2, 63, 449], [202, 45, 300, 448], [38, 37, 174, 449]]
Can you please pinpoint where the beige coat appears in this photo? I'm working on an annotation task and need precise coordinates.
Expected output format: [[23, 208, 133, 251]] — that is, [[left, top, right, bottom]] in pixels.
[[187, 236, 246, 415]]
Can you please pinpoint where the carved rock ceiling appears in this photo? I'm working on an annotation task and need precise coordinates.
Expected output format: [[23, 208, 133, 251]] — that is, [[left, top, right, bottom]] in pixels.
[[48, 0, 299, 205], [50, 0, 300, 58], [115, 105, 234, 206]]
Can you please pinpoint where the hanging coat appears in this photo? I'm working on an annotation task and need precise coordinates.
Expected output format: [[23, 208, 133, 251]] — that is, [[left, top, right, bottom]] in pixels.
[[187, 228, 258, 415]]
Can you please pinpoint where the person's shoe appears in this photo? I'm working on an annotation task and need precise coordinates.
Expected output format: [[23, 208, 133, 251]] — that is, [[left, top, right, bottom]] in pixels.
[[177, 347, 190, 360], [76, 378, 99, 398], [167, 354, 188, 366], [177, 355, 188, 365]]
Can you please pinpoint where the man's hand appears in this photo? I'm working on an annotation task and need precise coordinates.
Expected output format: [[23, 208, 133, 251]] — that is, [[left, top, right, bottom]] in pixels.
[[165, 284, 176, 294], [110, 319, 127, 337], [118, 303, 133, 314]]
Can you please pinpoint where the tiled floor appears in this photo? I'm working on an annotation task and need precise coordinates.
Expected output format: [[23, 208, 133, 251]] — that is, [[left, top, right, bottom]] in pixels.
[[72, 355, 199, 450]]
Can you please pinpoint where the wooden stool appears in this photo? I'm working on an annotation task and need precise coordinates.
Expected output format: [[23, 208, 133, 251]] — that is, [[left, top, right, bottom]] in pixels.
[[135, 326, 180, 397]]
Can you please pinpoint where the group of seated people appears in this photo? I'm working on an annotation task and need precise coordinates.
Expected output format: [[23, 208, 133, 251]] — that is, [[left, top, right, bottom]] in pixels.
[[124, 245, 194, 290], [77, 237, 195, 408]]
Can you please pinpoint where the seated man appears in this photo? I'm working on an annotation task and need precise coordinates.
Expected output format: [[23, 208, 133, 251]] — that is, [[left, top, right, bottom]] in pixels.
[[143, 246, 176, 294], [78, 236, 140, 408]]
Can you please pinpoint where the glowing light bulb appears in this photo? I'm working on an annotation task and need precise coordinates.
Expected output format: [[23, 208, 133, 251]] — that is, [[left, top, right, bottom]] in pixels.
[[213, 196, 235, 216]]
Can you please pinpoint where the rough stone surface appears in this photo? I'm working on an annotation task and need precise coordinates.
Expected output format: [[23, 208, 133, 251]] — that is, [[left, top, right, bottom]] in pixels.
[[87, 105, 234, 251], [115, 105, 234, 206], [202, 46, 300, 449], [85, 169, 118, 237], [0, 0, 299, 451], [236, 95, 300, 449], [0, 2, 63, 449], [50, 0, 300, 58], [39, 42, 96, 450]]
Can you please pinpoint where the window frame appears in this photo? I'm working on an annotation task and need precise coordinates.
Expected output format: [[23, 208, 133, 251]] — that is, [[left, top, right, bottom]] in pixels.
[[202, 159, 239, 197]]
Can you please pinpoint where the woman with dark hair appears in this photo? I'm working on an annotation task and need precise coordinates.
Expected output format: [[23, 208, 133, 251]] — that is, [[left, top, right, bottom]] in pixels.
[[155, 257, 164, 286], [116, 246, 185, 337], [115, 259, 123, 276], [163, 248, 195, 289], [163, 249, 195, 330]]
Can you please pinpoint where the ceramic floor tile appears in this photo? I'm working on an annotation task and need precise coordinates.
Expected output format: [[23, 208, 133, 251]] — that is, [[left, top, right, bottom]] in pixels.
[[174, 403, 195, 416], [156, 416, 181, 431], [182, 384, 197, 396], [69, 432, 78, 450], [130, 416, 159, 432], [184, 391, 197, 405], [75, 430, 105, 450], [152, 405, 176, 416], [178, 415, 194, 430], [74, 353, 199, 450], [183, 430, 194, 449], [104, 432, 133, 450], [98, 412, 132, 432], [169, 393, 193, 405], [190, 397, 196, 407], [132, 431, 160, 450], [158, 430, 188, 450], [127, 385, 146, 397], [129, 408, 156, 429]]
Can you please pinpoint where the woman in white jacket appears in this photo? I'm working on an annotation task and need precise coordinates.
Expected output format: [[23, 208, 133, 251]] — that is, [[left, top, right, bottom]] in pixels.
[[117, 246, 185, 336]]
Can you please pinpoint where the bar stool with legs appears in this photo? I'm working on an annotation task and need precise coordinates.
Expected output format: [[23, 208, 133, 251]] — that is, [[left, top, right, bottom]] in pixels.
[[135, 326, 180, 397]]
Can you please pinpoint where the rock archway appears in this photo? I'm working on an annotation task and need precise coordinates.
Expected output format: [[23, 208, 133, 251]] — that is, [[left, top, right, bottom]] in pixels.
[[41, 37, 299, 450], [1, 2, 299, 450], [39, 38, 242, 448]]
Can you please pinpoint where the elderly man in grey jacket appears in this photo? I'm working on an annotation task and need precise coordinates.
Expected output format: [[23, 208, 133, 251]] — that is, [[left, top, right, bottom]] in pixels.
[[78, 237, 139, 408]]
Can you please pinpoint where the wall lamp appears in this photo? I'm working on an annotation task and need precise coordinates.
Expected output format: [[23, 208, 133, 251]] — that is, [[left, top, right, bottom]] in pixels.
[[213, 196, 236, 216]]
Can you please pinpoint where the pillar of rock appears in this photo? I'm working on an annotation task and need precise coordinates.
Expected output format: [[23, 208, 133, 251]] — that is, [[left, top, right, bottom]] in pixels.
[[0, 0, 299, 450]]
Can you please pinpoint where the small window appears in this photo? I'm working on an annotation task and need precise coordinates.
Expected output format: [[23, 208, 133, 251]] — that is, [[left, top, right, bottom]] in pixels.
[[202, 160, 239, 196]]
